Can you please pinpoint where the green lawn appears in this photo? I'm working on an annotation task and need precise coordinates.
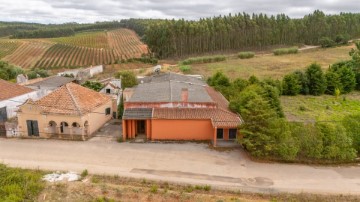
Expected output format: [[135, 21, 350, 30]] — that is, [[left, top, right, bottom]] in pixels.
[[0, 164, 44, 202], [190, 45, 354, 79], [281, 92, 360, 122]]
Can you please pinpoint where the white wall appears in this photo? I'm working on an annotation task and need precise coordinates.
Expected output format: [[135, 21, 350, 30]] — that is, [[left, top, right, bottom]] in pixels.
[[89, 65, 103, 77], [57, 69, 80, 77], [0, 89, 50, 119]]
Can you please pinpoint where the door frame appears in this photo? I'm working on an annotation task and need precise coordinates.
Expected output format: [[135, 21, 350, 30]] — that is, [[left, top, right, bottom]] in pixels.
[[26, 120, 39, 136], [216, 128, 224, 139], [136, 120, 146, 135]]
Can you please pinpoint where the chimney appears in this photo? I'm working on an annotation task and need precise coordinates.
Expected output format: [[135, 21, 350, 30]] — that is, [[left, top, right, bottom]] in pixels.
[[181, 88, 188, 103]]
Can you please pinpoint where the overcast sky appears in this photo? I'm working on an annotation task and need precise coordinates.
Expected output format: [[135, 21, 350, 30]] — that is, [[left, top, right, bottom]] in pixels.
[[0, 0, 359, 24]]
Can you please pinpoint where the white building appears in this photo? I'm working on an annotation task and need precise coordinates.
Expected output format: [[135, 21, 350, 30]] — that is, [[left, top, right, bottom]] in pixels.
[[57, 65, 104, 83], [0, 79, 46, 121], [99, 79, 122, 105]]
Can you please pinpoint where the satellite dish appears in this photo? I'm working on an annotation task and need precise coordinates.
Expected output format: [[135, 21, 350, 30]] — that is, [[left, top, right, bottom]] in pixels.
[[153, 65, 161, 74]]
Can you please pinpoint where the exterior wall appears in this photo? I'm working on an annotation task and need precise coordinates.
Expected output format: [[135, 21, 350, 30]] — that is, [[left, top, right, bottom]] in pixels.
[[84, 99, 114, 135], [17, 104, 83, 138], [17, 99, 114, 139], [151, 119, 214, 140], [0, 90, 49, 120], [89, 65, 103, 77], [57, 69, 80, 77], [100, 84, 120, 95]]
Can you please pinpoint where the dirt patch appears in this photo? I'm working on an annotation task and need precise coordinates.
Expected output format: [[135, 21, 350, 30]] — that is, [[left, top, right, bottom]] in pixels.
[[38, 175, 360, 202]]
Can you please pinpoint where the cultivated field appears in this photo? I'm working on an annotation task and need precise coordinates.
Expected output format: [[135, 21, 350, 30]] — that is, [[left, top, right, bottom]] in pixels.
[[3, 40, 53, 68], [189, 45, 354, 79], [49, 31, 110, 49], [0, 39, 22, 59], [0, 28, 148, 69], [281, 92, 360, 122]]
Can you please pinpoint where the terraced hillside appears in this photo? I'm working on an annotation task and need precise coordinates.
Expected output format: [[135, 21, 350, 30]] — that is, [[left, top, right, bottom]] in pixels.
[[0, 28, 148, 69], [0, 40, 22, 59], [3, 40, 53, 68]]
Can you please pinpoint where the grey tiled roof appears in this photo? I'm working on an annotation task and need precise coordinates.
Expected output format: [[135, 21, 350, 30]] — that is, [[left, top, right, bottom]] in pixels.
[[123, 108, 153, 120], [128, 80, 213, 103], [139, 72, 205, 85], [26, 76, 75, 89]]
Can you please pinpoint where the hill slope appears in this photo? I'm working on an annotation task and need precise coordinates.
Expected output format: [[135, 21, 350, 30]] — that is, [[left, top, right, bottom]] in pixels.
[[0, 28, 148, 69]]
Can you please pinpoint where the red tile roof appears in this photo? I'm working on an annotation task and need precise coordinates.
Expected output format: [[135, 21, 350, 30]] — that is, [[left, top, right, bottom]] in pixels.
[[206, 87, 230, 110], [0, 79, 34, 101], [153, 108, 241, 128], [34, 83, 111, 115]]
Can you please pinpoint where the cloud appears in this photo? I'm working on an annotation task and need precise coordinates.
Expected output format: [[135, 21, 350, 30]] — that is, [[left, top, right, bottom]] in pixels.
[[0, 0, 359, 24]]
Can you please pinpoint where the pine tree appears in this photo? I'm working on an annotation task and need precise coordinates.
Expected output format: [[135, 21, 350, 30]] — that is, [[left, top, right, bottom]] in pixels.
[[306, 63, 327, 95]]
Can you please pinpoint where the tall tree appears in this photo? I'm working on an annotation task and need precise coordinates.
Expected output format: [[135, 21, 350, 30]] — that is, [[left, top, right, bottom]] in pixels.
[[306, 63, 327, 95]]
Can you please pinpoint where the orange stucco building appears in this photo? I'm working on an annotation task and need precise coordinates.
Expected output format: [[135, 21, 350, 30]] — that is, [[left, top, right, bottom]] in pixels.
[[122, 73, 242, 146]]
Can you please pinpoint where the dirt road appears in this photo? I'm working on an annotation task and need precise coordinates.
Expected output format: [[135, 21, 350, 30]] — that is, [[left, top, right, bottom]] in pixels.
[[0, 137, 359, 195]]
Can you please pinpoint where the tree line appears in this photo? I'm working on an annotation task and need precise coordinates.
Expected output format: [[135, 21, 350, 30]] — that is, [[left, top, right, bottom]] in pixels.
[[207, 43, 360, 163], [4, 21, 125, 39], [282, 42, 360, 96], [132, 10, 360, 58]]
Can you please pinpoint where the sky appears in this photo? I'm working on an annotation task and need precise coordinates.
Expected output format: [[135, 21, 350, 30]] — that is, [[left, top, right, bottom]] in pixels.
[[0, 0, 359, 24]]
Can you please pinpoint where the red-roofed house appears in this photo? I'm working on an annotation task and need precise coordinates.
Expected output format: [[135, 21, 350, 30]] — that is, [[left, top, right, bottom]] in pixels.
[[122, 72, 242, 146], [0, 79, 43, 122], [17, 83, 115, 140]]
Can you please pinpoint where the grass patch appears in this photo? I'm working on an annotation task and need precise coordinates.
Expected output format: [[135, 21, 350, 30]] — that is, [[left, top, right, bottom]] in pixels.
[[273, 47, 299, 55], [238, 51, 255, 59], [281, 92, 360, 122], [0, 164, 44, 202], [179, 65, 191, 73], [181, 55, 226, 65], [190, 44, 353, 79]]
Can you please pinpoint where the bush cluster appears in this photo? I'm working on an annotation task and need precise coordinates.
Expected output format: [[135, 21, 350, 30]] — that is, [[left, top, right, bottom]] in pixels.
[[282, 61, 357, 96], [181, 55, 226, 65], [208, 70, 359, 162], [319, 34, 350, 48], [0, 61, 23, 81], [273, 47, 298, 55], [238, 51, 255, 59]]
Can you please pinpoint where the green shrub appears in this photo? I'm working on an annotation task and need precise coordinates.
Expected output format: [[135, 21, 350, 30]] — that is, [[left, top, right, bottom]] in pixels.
[[150, 185, 158, 193], [203, 185, 211, 191], [81, 169, 88, 178], [95, 196, 115, 202], [282, 73, 302, 96], [238, 51, 255, 59], [273, 47, 298, 56], [342, 114, 360, 154], [179, 65, 191, 73], [184, 185, 194, 193], [91, 176, 100, 183], [299, 106, 306, 111], [319, 37, 335, 48], [181, 55, 226, 65]]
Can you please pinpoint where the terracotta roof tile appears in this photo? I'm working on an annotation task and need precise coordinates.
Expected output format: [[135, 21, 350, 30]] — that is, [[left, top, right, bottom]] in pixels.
[[153, 108, 242, 128], [0, 79, 34, 101], [206, 87, 230, 110], [35, 83, 111, 115]]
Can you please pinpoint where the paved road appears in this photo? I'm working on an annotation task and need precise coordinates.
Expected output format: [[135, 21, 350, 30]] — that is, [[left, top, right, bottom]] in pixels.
[[0, 137, 359, 195]]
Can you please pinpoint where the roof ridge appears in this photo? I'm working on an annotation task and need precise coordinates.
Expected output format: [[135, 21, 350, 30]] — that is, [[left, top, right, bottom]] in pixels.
[[65, 84, 82, 115]]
